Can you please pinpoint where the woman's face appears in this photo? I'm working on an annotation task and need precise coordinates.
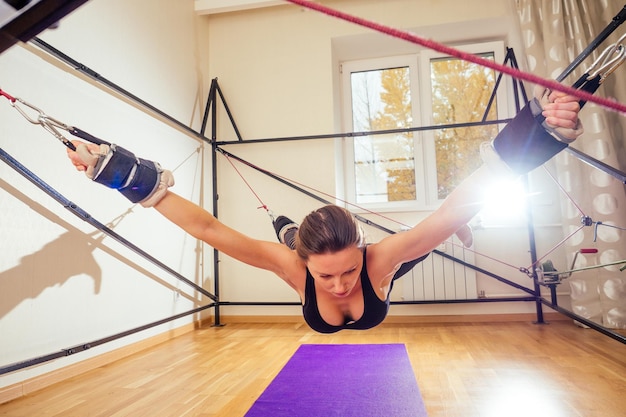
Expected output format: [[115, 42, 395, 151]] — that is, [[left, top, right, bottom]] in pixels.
[[306, 245, 363, 298]]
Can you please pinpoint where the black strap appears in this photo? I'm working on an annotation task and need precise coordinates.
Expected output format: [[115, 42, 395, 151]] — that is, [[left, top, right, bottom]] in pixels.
[[69, 127, 111, 146], [571, 74, 602, 108]]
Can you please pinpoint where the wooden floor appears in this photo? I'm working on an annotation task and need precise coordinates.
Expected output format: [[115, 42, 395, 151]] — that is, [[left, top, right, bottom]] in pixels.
[[1, 319, 625, 417]]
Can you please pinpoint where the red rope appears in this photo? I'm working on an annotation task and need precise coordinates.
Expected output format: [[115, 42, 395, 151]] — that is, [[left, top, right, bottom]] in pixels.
[[526, 224, 585, 271], [221, 149, 406, 226], [285, 0, 626, 115], [542, 165, 586, 216], [220, 150, 524, 272], [222, 152, 270, 212], [0, 88, 16, 102]]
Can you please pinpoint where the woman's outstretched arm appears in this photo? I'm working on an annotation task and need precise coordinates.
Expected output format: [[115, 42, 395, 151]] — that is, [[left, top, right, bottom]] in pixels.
[[372, 90, 583, 271], [153, 190, 293, 274], [67, 141, 299, 283]]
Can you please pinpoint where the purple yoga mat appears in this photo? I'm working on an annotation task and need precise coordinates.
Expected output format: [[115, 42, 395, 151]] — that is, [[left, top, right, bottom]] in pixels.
[[245, 344, 428, 417]]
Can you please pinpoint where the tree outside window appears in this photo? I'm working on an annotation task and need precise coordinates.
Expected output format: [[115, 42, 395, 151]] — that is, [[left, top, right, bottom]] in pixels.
[[431, 54, 499, 199], [351, 67, 415, 204], [344, 43, 504, 208]]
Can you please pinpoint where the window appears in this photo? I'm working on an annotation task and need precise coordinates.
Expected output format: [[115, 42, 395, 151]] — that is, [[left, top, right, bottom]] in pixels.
[[346, 56, 421, 206], [341, 41, 509, 212]]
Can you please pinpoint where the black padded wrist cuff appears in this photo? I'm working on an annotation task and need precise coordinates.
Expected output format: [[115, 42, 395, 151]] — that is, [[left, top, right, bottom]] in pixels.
[[118, 158, 161, 203], [492, 102, 568, 175], [92, 145, 137, 189], [273, 215, 298, 250], [90, 144, 163, 204]]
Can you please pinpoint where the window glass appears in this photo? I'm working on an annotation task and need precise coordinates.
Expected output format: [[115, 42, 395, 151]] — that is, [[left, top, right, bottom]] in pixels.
[[351, 67, 415, 204], [341, 42, 507, 211], [430, 53, 499, 199]]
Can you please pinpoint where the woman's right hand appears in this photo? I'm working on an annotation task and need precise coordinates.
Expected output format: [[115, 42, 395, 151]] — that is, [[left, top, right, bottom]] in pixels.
[[66, 140, 105, 178]]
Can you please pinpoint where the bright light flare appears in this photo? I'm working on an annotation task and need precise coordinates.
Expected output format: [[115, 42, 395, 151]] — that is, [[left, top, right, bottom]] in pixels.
[[482, 376, 569, 417], [480, 179, 530, 225]]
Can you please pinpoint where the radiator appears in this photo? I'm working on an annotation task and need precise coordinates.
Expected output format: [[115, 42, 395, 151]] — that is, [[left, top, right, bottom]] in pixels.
[[401, 237, 477, 301]]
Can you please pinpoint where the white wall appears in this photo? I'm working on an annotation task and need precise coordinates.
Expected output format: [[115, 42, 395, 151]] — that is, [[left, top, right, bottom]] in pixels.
[[0, 0, 208, 388], [202, 0, 567, 317], [1, 0, 574, 389]]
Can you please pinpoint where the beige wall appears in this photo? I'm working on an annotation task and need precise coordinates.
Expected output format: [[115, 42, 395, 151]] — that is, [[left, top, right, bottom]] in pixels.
[[200, 0, 560, 317], [1, 0, 566, 389], [0, 0, 206, 389], [204, 0, 515, 139]]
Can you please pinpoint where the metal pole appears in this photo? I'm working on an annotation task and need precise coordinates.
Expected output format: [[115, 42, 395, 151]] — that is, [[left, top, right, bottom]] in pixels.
[[0, 0, 89, 54], [521, 174, 546, 324], [204, 79, 224, 327], [215, 118, 509, 146], [540, 298, 626, 345], [0, 303, 215, 375], [0, 147, 218, 302], [29, 37, 207, 141], [556, 5, 626, 82]]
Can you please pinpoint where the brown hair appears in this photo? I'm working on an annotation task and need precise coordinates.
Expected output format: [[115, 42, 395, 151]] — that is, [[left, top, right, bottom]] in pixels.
[[295, 205, 365, 260]]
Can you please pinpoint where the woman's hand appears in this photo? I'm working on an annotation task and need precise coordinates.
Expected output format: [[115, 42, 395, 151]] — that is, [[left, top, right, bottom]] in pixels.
[[541, 90, 581, 129], [66, 140, 103, 177], [537, 89, 583, 142]]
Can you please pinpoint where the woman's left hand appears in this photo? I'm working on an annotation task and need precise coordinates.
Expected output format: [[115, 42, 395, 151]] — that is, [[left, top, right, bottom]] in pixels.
[[538, 89, 583, 142]]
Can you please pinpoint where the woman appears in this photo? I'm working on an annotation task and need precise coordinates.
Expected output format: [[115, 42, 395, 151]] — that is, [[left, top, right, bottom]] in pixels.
[[67, 89, 582, 333]]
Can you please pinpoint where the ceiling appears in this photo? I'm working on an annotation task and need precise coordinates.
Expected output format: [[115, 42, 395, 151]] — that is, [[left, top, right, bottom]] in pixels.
[[194, 0, 283, 15]]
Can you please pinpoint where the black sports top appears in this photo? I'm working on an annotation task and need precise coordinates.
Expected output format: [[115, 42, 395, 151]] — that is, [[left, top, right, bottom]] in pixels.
[[301, 248, 429, 334]]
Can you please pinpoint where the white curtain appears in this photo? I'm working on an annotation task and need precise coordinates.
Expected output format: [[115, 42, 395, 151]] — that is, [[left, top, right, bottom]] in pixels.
[[515, 0, 626, 328]]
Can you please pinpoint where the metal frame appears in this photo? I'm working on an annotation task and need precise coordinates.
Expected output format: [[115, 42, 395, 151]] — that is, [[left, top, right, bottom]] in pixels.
[[205, 92, 626, 343], [201, 40, 626, 345], [1, 1, 217, 374], [0, 0, 90, 54], [0, 147, 218, 375], [2, 4, 626, 375]]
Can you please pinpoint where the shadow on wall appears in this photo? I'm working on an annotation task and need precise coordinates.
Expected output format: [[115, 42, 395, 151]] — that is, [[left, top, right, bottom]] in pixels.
[[0, 178, 199, 319], [0, 229, 102, 319]]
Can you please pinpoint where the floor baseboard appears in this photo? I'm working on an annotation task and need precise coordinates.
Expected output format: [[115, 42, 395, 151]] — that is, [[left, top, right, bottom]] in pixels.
[[212, 312, 570, 325], [1, 312, 571, 405], [0, 322, 197, 405]]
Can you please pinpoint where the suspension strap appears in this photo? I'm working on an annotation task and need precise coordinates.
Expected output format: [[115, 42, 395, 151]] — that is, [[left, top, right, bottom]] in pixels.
[[0, 88, 112, 151], [570, 40, 626, 107], [218, 148, 273, 220]]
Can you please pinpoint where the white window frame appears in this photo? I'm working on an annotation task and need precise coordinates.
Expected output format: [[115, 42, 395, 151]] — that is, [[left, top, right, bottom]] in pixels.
[[341, 55, 424, 212], [340, 40, 511, 213]]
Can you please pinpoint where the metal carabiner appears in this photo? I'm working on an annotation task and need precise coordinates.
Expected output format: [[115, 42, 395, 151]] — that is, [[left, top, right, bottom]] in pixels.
[[258, 206, 275, 222], [10, 98, 76, 150], [587, 41, 626, 80], [10, 97, 46, 125], [40, 118, 76, 150], [598, 46, 626, 83]]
